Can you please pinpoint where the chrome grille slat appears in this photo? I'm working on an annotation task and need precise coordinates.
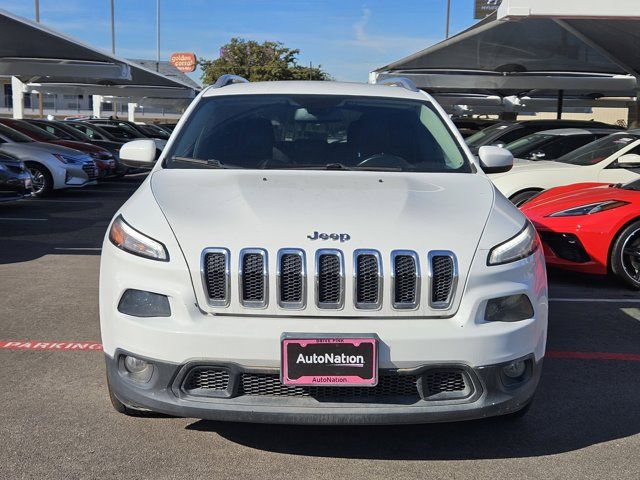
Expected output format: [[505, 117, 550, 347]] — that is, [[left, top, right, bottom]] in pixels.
[[201, 248, 230, 307], [428, 251, 458, 309], [315, 249, 344, 309], [354, 249, 382, 310], [239, 248, 268, 308], [391, 250, 420, 310], [277, 249, 306, 309]]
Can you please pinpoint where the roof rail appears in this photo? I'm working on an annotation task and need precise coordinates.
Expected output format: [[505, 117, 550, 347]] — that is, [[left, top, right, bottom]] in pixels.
[[377, 76, 419, 92], [212, 74, 249, 88]]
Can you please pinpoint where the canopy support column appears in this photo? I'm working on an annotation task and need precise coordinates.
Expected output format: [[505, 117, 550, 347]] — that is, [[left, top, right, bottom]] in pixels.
[[92, 94, 103, 118], [11, 76, 24, 119], [628, 96, 640, 129], [127, 102, 137, 122], [556, 90, 564, 119]]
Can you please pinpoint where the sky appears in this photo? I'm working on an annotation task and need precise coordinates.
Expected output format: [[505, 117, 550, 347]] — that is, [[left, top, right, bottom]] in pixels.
[[0, 0, 479, 84]]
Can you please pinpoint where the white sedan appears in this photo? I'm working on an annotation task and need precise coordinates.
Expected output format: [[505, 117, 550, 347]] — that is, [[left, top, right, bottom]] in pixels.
[[490, 130, 640, 205]]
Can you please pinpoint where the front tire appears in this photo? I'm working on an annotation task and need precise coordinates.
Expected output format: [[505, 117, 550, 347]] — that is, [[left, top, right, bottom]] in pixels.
[[27, 163, 53, 197], [107, 377, 150, 416], [610, 219, 640, 289]]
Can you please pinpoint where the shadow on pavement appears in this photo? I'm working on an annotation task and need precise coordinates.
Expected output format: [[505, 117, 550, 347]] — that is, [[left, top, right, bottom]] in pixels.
[[186, 359, 640, 459]]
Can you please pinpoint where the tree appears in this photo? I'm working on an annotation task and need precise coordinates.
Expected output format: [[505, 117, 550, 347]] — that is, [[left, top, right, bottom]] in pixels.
[[200, 38, 330, 85]]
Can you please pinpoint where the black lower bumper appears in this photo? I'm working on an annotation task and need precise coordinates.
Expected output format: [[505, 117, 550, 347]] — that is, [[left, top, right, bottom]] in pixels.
[[105, 352, 542, 425]]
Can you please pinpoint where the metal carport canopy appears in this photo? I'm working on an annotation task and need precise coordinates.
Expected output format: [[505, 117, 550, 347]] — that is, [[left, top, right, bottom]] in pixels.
[[372, 0, 640, 99], [0, 8, 197, 100]]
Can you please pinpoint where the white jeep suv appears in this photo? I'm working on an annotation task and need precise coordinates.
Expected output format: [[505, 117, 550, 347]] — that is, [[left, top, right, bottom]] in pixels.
[[100, 76, 548, 424]]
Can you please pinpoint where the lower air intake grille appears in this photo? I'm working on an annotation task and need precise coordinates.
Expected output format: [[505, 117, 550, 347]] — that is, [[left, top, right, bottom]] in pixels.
[[430, 253, 456, 308], [421, 370, 468, 399], [240, 250, 266, 307], [204, 251, 228, 303], [317, 253, 342, 306], [184, 368, 230, 392], [279, 253, 303, 304], [239, 373, 420, 401]]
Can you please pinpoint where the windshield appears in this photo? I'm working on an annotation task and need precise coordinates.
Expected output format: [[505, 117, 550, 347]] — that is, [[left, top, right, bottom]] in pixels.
[[557, 133, 640, 166], [99, 124, 143, 140], [0, 123, 34, 143], [621, 178, 640, 191], [465, 122, 510, 147], [7, 120, 58, 141], [165, 94, 471, 173], [505, 133, 554, 158]]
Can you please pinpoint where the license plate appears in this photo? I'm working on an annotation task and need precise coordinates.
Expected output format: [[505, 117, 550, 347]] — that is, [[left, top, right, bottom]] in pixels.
[[281, 334, 378, 386]]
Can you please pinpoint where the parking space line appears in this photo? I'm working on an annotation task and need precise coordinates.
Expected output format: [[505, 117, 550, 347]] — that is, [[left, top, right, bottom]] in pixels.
[[1, 340, 638, 362], [0, 217, 48, 221], [550, 297, 640, 303]]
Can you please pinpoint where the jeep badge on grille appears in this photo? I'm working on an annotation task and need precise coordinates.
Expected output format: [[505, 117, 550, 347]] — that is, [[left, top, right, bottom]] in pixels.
[[307, 231, 351, 242]]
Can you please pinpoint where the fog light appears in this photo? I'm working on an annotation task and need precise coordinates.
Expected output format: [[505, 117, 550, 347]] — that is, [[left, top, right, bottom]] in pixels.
[[122, 355, 153, 382], [118, 289, 171, 317], [502, 360, 526, 379], [485, 294, 534, 322]]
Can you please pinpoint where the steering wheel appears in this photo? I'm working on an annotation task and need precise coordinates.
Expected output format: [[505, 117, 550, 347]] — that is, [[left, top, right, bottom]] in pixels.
[[356, 152, 412, 169]]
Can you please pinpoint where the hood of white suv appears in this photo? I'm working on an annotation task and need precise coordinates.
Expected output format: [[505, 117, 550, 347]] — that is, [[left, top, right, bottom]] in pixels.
[[149, 169, 495, 317]]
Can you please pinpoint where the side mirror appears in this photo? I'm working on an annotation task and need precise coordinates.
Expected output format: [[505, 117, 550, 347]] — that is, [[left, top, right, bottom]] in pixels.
[[119, 139, 157, 169], [617, 153, 640, 168], [478, 145, 513, 174]]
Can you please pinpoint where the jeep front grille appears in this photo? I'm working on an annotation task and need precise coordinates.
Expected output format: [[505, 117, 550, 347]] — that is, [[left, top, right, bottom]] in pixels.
[[277, 249, 306, 309], [315, 249, 344, 309], [354, 250, 382, 309], [391, 251, 419, 309], [429, 251, 457, 309], [239, 249, 268, 308], [200, 248, 458, 312]]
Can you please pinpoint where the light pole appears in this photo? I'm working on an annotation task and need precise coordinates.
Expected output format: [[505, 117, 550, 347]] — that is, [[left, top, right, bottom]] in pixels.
[[445, 0, 451, 39], [156, 0, 161, 71], [34, 0, 39, 22], [110, 0, 115, 54], [35, 0, 43, 117]]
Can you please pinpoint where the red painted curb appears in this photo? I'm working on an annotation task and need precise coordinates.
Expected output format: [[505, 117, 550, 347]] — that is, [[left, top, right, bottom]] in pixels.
[[0, 340, 103, 351]]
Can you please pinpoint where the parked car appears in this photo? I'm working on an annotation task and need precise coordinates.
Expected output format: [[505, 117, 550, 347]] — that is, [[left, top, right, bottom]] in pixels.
[[139, 123, 172, 139], [504, 128, 618, 161], [26, 119, 126, 175], [79, 119, 167, 152], [490, 131, 640, 205], [0, 150, 33, 202], [101, 77, 547, 424], [452, 117, 501, 138], [0, 118, 115, 178], [466, 119, 623, 154], [85, 118, 169, 142], [0, 123, 97, 197], [522, 179, 640, 289]]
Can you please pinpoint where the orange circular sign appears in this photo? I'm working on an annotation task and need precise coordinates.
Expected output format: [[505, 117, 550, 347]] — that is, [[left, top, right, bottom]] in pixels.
[[170, 52, 197, 73]]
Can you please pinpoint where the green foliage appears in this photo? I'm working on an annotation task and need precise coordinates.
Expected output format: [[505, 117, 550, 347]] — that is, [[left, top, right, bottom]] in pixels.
[[200, 38, 330, 84]]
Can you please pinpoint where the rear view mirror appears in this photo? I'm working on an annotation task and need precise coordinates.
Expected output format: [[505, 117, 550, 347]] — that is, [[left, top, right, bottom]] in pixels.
[[119, 139, 157, 169], [617, 153, 640, 168], [530, 151, 546, 160], [478, 146, 513, 174]]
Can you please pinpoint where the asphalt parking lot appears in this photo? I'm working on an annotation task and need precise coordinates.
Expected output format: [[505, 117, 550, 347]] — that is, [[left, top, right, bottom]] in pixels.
[[1, 177, 639, 480]]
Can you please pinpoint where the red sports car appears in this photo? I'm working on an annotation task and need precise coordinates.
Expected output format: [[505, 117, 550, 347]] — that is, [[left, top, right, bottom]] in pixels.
[[521, 180, 640, 288]]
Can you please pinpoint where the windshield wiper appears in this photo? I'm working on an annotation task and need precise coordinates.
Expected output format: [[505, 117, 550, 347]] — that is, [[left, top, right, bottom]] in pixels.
[[171, 156, 235, 169], [270, 163, 402, 172]]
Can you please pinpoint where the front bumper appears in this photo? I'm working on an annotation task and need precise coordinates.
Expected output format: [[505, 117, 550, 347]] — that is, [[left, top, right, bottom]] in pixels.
[[106, 352, 542, 424]]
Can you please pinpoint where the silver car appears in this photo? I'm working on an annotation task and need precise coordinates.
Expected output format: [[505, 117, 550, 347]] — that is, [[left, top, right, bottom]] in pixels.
[[0, 123, 97, 196]]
